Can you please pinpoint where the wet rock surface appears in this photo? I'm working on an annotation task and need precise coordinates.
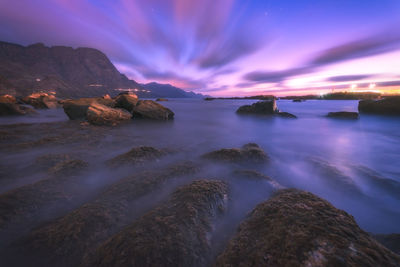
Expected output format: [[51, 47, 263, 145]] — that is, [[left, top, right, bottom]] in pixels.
[[86, 103, 132, 126], [63, 97, 115, 120], [202, 143, 268, 164], [21, 93, 60, 109], [0, 102, 36, 116], [359, 96, 400, 115], [114, 93, 138, 112], [107, 146, 168, 167], [327, 111, 359, 119], [87, 180, 229, 267], [132, 100, 174, 120], [216, 189, 400, 266]]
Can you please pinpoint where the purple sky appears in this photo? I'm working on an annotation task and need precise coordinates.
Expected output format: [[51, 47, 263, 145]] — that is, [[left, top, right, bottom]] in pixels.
[[1, 0, 400, 96]]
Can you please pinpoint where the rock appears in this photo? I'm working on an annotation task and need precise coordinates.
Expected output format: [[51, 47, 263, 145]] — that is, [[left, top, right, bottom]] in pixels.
[[236, 100, 277, 114], [233, 170, 284, 189], [48, 159, 89, 176], [216, 189, 400, 266], [373, 234, 400, 255], [0, 94, 17, 104], [0, 103, 36, 116], [131, 100, 174, 120], [276, 111, 297, 118], [86, 103, 132, 126], [358, 96, 400, 115], [34, 154, 72, 171], [87, 180, 228, 267], [114, 93, 138, 112], [156, 98, 168, 101], [293, 99, 303, 102], [106, 146, 168, 167], [102, 94, 111, 100], [12, 162, 199, 267], [63, 97, 115, 120], [202, 143, 268, 164], [21, 93, 60, 109], [327, 111, 359, 119]]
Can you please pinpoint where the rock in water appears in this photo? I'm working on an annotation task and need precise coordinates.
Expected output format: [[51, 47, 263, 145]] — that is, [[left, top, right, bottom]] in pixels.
[[132, 100, 174, 120], [63, 97, 115, 120], [87, 180, 228, 267], [0, 103, 36, 116], [86, 103, 131, 126], [276, 111, 297, 118], [216, 189, 400, 266], [236, 100, 277, 114], [358, 96, 400, 115], [202, 143, 268, 164], [106, 146, 168, 167], [0, 94, 17, 104], [114, 93, 138, 112], [22, 93, 60, 109], [327, 111, 359, 119]]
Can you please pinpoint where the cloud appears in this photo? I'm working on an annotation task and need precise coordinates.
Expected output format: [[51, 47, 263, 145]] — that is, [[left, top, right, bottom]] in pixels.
[[243, 66, 311, 83], [326, 74, 375, 82]]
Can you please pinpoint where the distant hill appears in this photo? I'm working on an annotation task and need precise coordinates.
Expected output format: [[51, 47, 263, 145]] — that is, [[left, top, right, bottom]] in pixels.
[[141, 82, 206, 98], [0, 41, 206, 99]]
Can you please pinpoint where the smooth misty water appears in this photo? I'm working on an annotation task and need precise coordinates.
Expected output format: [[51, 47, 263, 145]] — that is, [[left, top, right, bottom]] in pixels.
[[1, 99, 400, 234]]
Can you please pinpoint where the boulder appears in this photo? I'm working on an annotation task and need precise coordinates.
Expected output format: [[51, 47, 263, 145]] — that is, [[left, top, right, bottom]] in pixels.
[[327, 111, 359, 119], [132, 100, 174, 120], [0, 94, 17, 104], [63, 97, 115, 120], [236, 100, 277, 115], [87, 180, 228, 267], [0, 103, 36, 116], [106, 146, 168, 167], [358, 96, 400, 115], [86, 103, 132, 126], [21, 93, 60, 109], [202, 143, 268, 164], [156, 98, 168, 101], [114, 93, 138, 112], [216, 189, 400, 266], [276, 111, 297, 118]]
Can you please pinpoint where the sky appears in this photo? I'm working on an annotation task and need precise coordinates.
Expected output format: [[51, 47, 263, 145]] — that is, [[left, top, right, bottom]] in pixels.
[[1, 0, 400, 96]]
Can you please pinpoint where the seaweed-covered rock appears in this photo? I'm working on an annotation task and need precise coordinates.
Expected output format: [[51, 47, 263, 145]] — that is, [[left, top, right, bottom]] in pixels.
[[63, 97, 115, 120], [11, 162, 199, 267], [236, 100, 277, 115], [216, 189, 400, 266], [202, 143, 268, 164], [114, 93, 138, 112], [0, 94, 17, 104], [0, 103, 36, 116], [21, 93, 60, 109], [276, 111, 297, 118], [87, 180, 228, 267], [107, 146, 168, 167], [358, 96, 400, 115], [86, 103, 132, 126], [327, 111, 359, 119], [373, 234, 400, 255], [132, 100, 174, 120]]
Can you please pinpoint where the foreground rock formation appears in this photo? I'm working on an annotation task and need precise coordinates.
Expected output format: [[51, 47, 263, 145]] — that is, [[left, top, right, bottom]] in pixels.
[[202, 143, 268, 164], [21, 93, 59, 109], [131, 100, 174, 120], [216, 189, 400, 266], [107, 146, 168, 167], [359, 96, 400, 115], [86, 103, 132, 126], [87, 180, 229, 267]]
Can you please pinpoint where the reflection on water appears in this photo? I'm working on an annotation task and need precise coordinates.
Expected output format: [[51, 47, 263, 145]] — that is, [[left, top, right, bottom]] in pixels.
[[0, 99, 400, 234]]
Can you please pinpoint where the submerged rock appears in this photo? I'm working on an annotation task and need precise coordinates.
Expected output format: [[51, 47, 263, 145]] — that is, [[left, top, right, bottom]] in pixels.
[[21, 93, 60, 109], [276, 111, 297, 118], [358, 96, 400, 115], [327, 111, 359, 119], [233, 169, 284, 189], [114, 93, 138, 112], [236, 100, 277, 115], [63, 97, 115, 120], [373, 234, 400, 255], [12, 162, 199, 267], [216, 189, 400, 266], [132, 100, 174, 120], [0, 103, 36, 116], [202, 143, 268, 164], [106, 146, 168, 167], [48, 159, 89, 176], [87, 180, 229, 267], [86, 103, 132, 126]]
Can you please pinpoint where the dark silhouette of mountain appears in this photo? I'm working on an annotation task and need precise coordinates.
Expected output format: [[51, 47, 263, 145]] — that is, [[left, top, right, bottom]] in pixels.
[[0, 41, 206, 99], [141, 82, 206, 98]]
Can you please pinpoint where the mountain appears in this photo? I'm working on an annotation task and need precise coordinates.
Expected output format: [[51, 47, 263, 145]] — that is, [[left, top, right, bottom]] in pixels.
[[141, 82, 206, 98], [0, 41, 206, 99]]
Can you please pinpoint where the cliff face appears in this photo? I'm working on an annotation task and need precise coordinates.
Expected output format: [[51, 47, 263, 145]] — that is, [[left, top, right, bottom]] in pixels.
[[0, 41, 142, 98]]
